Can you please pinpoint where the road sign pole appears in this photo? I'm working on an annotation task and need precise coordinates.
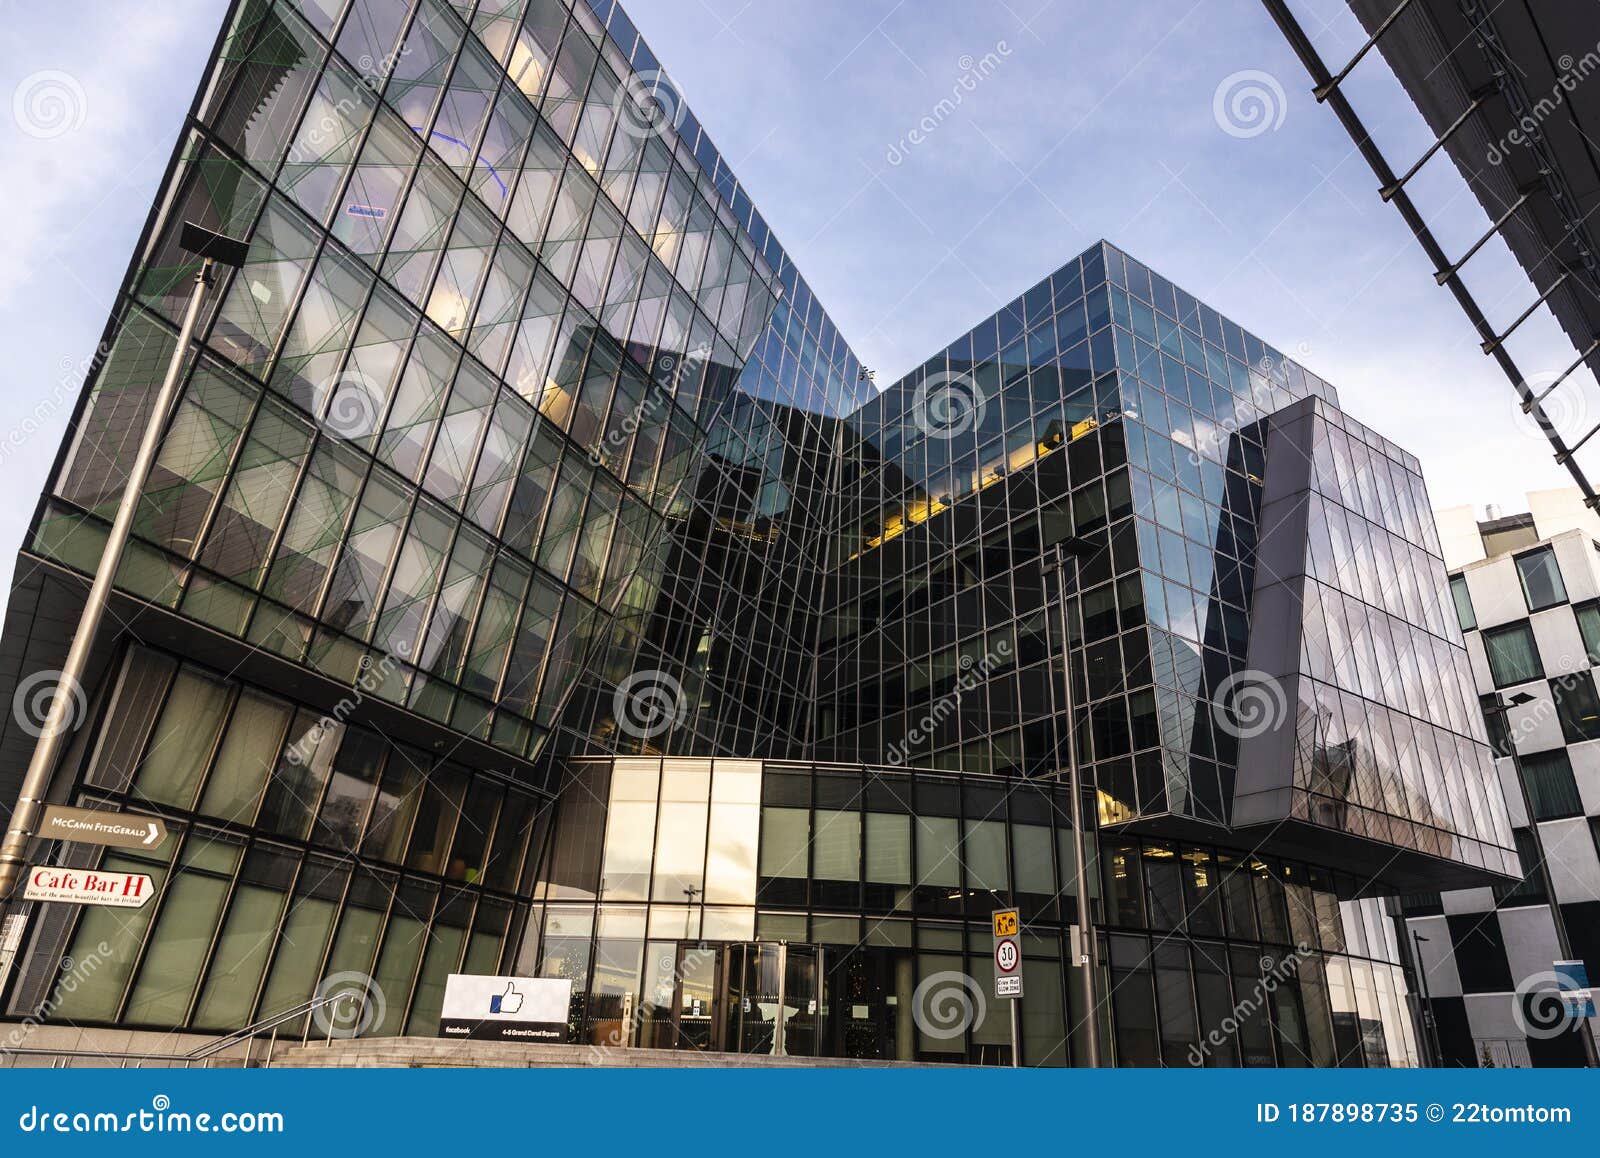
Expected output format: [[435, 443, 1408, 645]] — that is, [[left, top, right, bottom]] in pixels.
[[0, 256, 221, 910], [1010, 992, 1021, 1069], [992, 907, 1024, 1065]]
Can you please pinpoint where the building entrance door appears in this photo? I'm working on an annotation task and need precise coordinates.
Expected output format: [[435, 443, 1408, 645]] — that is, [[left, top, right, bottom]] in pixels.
[[670, 942, 719, 1051], [640, 940, 823, 1055], [718, 942, 821, 1056]]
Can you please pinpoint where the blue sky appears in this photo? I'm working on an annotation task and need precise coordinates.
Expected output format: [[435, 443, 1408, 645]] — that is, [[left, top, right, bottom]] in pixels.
[[0, 0, 1589, 597]]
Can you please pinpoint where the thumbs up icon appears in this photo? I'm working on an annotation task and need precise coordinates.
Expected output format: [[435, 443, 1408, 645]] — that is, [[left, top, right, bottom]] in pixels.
[[490, 982, 524, 1015]]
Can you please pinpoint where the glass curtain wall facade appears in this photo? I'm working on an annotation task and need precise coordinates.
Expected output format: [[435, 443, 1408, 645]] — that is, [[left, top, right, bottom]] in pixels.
[[0, 0, 1512, 1067]]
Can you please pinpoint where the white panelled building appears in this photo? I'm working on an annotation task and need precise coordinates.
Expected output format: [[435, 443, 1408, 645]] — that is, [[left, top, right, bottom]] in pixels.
[[1404, 492, 1600, 1066]]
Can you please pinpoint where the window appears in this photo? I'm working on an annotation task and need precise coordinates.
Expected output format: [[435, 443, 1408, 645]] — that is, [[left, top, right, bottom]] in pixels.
[[1483, 622, 1542, 687], [1577, 603, 1600, 663], [1515, 546, 1567, 612], [1449, 574, 1475, 632], [1554, 671, 1600, 743], [1521, 749, 1583, 821]]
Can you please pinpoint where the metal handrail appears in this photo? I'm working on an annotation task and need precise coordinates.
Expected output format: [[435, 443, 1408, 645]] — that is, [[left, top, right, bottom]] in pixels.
[[185, 990, 355, 1060], [0, 991, 361, 1068]]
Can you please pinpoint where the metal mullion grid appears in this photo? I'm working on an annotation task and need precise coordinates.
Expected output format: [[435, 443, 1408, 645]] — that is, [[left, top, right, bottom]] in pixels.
[[176, 365, 322, 608], [435, 532, 520, 720], [362, 5, 497, 331], [243, 847, 363, 1031], [237, 437, 381, 655], [391, 0, 477, 159], [48, 77, 305, 525], [56, 296, 256, 612], [473, 553, 544, 713], [547, 4, 601, 149], [102, 820, 234, 1028], [254, 253, 417, 558], [43, 672, 545, 1026], [443, 332, 532, 539], [36, 650, 192, 1022], [179, 676, 293, 836], [322, 419, 452, 658], [476, 491, 554, 709], [175, 830, 302, 1031], [413, 515, 499, 726], [370, 485, 462, 687], [344, 867, 430, 1034], [471, 36, 546, 230], [347, 762, 476, 998], [382, 881, 466, 1034], [457, 220, 541, 392]]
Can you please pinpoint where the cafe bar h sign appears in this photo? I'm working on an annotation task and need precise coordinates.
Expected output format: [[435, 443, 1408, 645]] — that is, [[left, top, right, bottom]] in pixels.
[[23, 867, 154, 908]]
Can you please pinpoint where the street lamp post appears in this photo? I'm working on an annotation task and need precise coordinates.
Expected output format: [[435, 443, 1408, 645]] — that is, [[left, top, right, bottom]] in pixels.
[[1051, 537, 1102, 1067], [1410, 929, 1444, 1067], [1486, 690, 1600, 1068], [0, 223, 247, 910]]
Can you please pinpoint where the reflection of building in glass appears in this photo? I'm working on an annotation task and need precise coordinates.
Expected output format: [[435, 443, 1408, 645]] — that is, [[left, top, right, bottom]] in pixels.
[[0, 0, 1515, 1066]]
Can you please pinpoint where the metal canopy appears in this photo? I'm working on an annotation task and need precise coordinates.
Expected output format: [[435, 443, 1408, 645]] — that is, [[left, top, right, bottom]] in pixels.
[[1264, 0, 1600, 510]]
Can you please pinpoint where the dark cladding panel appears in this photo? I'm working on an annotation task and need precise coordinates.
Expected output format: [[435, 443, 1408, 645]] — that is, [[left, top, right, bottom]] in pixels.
[[1231, 398, 1517, 889]]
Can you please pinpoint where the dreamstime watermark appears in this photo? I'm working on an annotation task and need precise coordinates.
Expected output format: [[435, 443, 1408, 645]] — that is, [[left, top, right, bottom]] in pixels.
[[590, 343, 712, 467], [886, 640, 1011, 766], [12, 669, 87, 741], [316, 369, 387, 441], [1486, 41, 1600, 165], [586, 945, 716, 1057], [1178, 347, 1311, 467], [1212, 70, 1288, 139], [311, 971, 386, 1039], [1, 342, 109, 470], [1210, 669, 1288, 740], [886, 42, 1013, 165], [283, 644, 408, 767], [1511, 369, 1588, 448], [1512, 969, 1594, 1041], [614, 669, 688, 740], [911, 369, 987, 441], [1491, 660, 1600, 761], [286, 44, 410, 166], [912, 970, 986, 1040], [17, 1095, 284, 1135], [1, 941, 114, 1058], [1187, 943, 1313, 1065], [612, 68, 688, 143], [13, 70, 86, 140]]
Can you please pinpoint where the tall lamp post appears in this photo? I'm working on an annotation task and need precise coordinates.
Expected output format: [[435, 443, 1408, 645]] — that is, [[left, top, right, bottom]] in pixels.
[[0, 223, 248, 910], [1051, 536, 1102, 1067], [1484, 689, 1600, 1068], [1410, 929, 1444, 1067]]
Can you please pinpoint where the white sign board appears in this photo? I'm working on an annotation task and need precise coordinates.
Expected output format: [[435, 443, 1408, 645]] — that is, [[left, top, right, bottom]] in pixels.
[[439, 974, 571, 1042], [23, 867, 154, 908]]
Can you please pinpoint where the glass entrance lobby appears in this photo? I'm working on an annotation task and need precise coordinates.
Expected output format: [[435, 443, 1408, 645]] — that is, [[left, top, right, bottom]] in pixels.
[[603, 941, 824, 1056]]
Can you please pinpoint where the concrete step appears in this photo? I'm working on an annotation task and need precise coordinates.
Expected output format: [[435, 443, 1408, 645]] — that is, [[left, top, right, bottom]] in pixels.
[[269, 1037, 915, 1068]]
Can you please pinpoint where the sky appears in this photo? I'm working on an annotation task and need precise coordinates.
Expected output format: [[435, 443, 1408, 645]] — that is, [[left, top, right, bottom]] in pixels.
[[0, 0, 1591, 600]]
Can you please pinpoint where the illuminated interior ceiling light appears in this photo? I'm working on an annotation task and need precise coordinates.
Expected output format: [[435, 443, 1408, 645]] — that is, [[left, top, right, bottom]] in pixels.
[[507, 46, 547, 98]]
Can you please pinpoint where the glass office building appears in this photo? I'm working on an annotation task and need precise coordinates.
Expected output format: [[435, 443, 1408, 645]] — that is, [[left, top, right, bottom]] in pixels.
[[0, 0, 1516, 1066]]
